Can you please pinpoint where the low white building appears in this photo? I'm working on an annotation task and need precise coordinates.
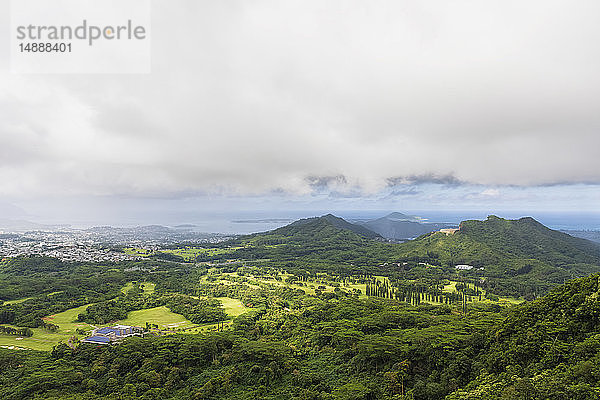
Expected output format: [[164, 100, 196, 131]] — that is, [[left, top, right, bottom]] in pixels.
[[455, 264, 474, 270], [81, 325, 144, 345]]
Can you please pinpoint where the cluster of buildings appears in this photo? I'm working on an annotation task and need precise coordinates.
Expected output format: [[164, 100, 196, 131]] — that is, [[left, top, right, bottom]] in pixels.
[[0, 239, 138, 263], [0, 226, 231, 263], [455, 264, 475, 270], [81, 325, 145, 345]]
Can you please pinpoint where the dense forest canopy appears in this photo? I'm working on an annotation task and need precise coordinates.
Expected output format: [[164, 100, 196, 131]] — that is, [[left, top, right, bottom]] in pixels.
[[186, 215, 600, 298], [0, 215, 599, 399], [1, 275, 599, 399]]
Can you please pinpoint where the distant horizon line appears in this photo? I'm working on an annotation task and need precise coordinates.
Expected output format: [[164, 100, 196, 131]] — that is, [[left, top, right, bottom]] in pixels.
[[0, 210, 599, 233]]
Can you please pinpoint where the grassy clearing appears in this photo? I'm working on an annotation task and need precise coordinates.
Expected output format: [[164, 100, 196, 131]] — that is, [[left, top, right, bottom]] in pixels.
[[123, 247, 153, 257], [442, 281, 458, 293], [44, 304, 95, 334], [215, 297, 247, 317], [209, 271, 367, 297], [443, 280, 524, 305], [140, 282, 156, 294], [126, 245, 244, 262], [160, 246, 242, 262], [0, 302, 196, 351], [172, 297, 249, 334], [183, 320, 234, 334], [0, 295, 248, 350], [121, 282, 135, 293], [269, 273, 367, 297], [115, 306, 196, 330], [3, 297, 34, 305], [253, 275, 318, 294], [347, 282, 367, 298], [0, 304, 93, 351], [121, 281, 156, 295], [0, 328, 59, 351], [495, 296, 524, 305], [3, 291, 64, 305]]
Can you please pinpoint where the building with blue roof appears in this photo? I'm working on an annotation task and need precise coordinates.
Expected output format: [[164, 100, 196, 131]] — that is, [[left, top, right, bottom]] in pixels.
[[81, 335, 111, 345], [81, 324, 144, 345]]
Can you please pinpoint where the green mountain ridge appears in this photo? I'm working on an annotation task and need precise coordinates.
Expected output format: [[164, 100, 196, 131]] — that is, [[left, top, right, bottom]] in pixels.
[[2, 215, 600, 399], [225, 214, 600, 298], [458, 215, 600, 266], [449, 273, 600, 399], [232, 213, 600, 273], [2, 264, 600, 399], [282, 214, 382, 239], [395, 215, 600, 297]]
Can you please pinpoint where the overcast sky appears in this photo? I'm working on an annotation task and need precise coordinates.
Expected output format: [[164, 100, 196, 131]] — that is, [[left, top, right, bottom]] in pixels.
[[0, 0, 599, 225]]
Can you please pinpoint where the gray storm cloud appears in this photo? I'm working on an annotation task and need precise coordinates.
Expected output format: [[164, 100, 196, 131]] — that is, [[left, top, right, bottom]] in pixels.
[[0, 0, 599, 199]]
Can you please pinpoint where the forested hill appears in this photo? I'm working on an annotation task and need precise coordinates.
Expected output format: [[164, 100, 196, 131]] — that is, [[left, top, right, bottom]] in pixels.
[[239, 213, 382, 245], [2, 268, 600, 399], [458, 215, 600, 266], [227, 214, 600, 270], [194, 214, 600, 298], [282, 214, 382, 239], [449, 273, 600, 398], [399, 215, 600, 268], [359, 212, 456, 240], [395, 215, 600, 297]]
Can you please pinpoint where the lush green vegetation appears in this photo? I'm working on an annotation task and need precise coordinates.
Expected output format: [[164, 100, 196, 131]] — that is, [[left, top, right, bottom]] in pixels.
[[161, 247, 241, 262], [2, 274, 599, 399], [116, 306, 196, 331], [123, 248, 154, 257], [152, 215, 600, 300], [0, 257, 152, 327], [0, 325, 33, 337], [214, 297, 247, 317], [0, 304, 93, 351], [122, 281, 156, 295], [164, 295, 227, 324], [448, 274, 600, 399], [0, 294, 505, 399], [0, 215, 599, 399]]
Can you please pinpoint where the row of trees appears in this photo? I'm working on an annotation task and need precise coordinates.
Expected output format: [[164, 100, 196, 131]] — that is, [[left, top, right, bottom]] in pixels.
[[0, 257, 155, 328], [366, 278, 489, 311], [0, 325, 33, 337]]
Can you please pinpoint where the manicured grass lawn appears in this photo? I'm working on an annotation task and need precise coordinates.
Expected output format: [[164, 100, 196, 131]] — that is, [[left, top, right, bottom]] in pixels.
[[347, 282, 368, 298], [255, 273, 366, 297], [442, 281, 458, 293], [443, 280, 524, 305], [252, 275, 319, 294], [210, 272, 365, 297], [0, 296, 244, 350], [0, 328, 62, 351], [126, 245, 245, 262], [3, 291, 64, 305], [140, 282, 156, 294], [45, 304, 93, 331], [115, 306, 196, 330], [123, 247, 153, 257], [215, 297, 247, 317], [121, 281, 156, 294], [3, 297, 34, 305], [0, 304, 93, 351], [160, 246, 242, 262], [121, 282, 135, 293]]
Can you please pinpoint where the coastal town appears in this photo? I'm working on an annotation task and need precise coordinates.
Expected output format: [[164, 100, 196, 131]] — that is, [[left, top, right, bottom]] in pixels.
[[0, 226, 231, 262]]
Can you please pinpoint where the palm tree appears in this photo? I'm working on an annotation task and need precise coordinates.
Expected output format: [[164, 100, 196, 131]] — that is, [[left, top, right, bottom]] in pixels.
[[396, 359, 410, 396]]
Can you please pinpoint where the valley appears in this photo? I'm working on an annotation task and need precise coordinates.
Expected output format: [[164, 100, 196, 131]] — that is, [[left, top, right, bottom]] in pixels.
[[0, 214, 599, 399]]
